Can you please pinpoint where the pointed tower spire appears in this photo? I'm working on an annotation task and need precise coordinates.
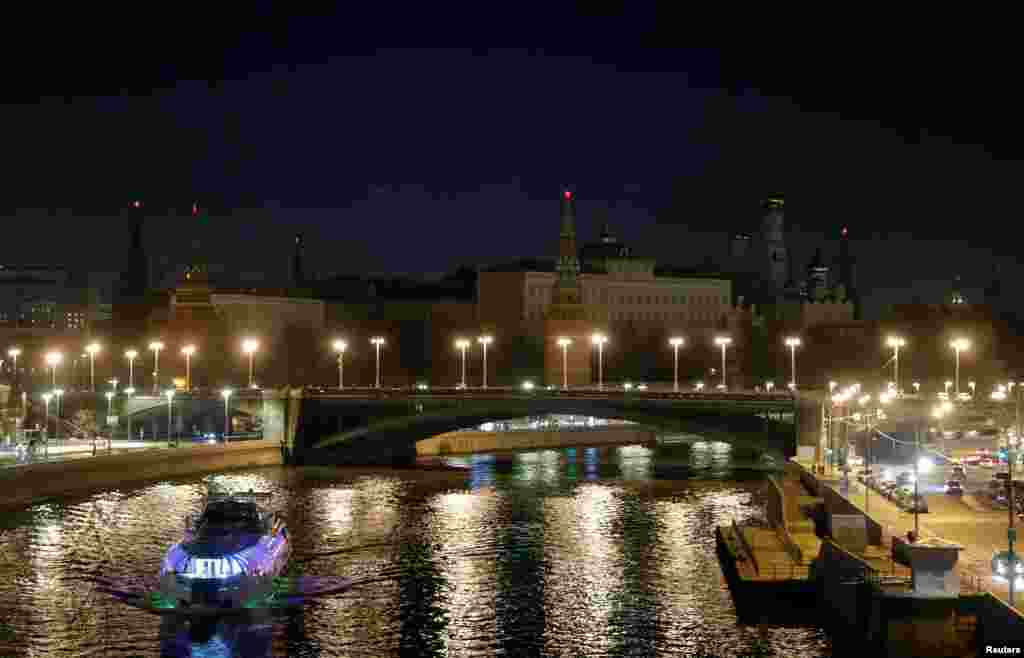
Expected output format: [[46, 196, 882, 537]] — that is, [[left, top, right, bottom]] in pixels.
[[292, 233, 305, 287], [551, 188, 583, 311]]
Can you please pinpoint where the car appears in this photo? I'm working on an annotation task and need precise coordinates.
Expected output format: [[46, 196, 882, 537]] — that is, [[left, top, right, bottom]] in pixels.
[[980, 458, 997, 468], [895, 472, 915, 486], [994, 472, 1011, 483], [944, 480, 964, 495], [950, 465, 967, 479], [962, 454, 983, 465]]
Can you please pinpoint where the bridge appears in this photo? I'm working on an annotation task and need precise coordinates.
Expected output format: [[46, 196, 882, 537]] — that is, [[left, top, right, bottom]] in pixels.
[[78, 387, 817, 466]]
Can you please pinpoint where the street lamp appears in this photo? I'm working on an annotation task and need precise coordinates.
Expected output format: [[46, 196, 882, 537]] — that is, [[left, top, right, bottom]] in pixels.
[[913, 381, 921, 394], [968, 380, 976, 397], [332, 339, 348, 389], [949, 338, 970, 396], [45, 351, 62, 388], [85, 342, 101, 392], [242, 338, 260, 388], [477, 335, 493, 389], [766, 381, 775, 392], [591, 333, 608, 390], [1008, 384, 1020, 606], [370, 337, 385, 388], [125, 387, 135, 441], [222, 388, 233, 441], [105, 390, 114, 430], [7, 348, 20, 388], [124, 349, 138, 390], [181, 344, 196, 390], [42, 392, 52, 444], [669, 337, 685, 392], [714, 336, 732, 390], [945, 380, 953, 397], [557, 337, 572, 389], [149, 341, 164, 393], [784, 336, 801, 390], [454, 338, 470, 388], [886, 336, 906, 395], [54, 388, 63, 439], [829, 381, 837, 394], [164, 389, 175, 445]]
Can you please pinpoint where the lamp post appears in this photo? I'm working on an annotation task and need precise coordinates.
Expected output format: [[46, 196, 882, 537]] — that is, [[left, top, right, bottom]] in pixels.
[[54, 388, 63, 440], [913, 381, 921, 394], [455, 338, 470, 388], [785, 336, 801, 390], [222, 388, 233, 442], [332, 340, 348, 389], [124, 349, 138, 390], [766, 381, 775, 393], [950, 338, 970, 396], [45, 351, 62, 388], [242, 339, 260, 388], [149, 341, 164, 393], [968, 380, 976, 398], [370, 337, 385, 388], [165, 389, 175, 445], [42, 392, 52, 447], [1009, 384, 1019, 606], [591, 333, 608, 390], [85, 342, 101, 392], [105, 391, 114, 447], [857, 395, 874, 516], [7, 347, 19, 390], [125, 387, 135, 443], [714, 336, 732, 390], [886, 336, 906, 395], [477, 335, 493, 389], [557, 337, 572, 389], [669, 337, 684, 392], [181, 344, 196, 390]]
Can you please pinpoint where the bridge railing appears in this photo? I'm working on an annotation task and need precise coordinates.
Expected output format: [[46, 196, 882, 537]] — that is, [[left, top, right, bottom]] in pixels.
[[298, 385, 797, 403]]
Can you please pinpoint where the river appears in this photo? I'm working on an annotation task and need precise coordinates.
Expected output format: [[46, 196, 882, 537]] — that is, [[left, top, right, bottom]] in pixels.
[[0, 440, 831, 657]]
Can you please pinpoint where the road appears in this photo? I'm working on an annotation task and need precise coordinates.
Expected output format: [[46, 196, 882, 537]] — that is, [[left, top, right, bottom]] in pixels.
[[845, 460, 1022, 610]]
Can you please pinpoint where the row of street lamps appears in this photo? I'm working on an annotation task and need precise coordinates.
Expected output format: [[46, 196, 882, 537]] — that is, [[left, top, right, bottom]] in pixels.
[[4, 332, 980, 394], [7, 339, 263, 394]]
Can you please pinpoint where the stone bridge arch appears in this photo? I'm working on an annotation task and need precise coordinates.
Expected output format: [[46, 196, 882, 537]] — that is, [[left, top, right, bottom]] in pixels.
[[293, 395, 797, 466]]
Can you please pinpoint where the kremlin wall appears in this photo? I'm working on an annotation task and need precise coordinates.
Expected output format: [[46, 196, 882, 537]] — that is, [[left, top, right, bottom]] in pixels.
[[4, 194, 1014, 392]]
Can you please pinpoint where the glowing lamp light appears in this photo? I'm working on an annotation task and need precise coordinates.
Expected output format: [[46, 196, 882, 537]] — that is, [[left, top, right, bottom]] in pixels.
[[563, 190, 572, 200]]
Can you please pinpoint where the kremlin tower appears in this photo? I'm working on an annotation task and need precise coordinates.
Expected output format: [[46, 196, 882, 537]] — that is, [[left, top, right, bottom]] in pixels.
[[544, 189, 593, 387]]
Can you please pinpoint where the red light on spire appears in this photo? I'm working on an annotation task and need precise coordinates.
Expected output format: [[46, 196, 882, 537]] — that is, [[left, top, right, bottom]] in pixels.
[[563, 190, 572, 200], [192, 202, 199, 217], [841, 226, 848, 236], [131, 200, 142, 209]]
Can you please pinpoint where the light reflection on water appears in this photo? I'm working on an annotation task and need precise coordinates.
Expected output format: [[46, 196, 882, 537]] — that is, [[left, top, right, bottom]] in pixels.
[[0, 443, 829, 657]]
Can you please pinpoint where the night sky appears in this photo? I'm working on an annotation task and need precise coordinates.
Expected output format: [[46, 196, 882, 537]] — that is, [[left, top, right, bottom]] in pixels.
[[3, 6, 1021, 316]]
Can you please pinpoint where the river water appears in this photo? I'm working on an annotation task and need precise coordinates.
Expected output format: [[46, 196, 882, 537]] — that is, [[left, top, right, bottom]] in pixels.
[[0, 441, 831, 657]]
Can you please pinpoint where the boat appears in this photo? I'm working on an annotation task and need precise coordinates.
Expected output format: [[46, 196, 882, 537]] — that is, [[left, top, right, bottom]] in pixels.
[[158, 490, 291, 611]]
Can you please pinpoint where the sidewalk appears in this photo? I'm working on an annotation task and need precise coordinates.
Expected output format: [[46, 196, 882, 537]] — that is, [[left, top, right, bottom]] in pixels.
[[798, 460, 1019, 611]]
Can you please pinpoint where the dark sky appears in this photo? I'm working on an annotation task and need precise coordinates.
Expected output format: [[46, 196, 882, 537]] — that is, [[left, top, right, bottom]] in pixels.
[[2, 6, 1022, 316]]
